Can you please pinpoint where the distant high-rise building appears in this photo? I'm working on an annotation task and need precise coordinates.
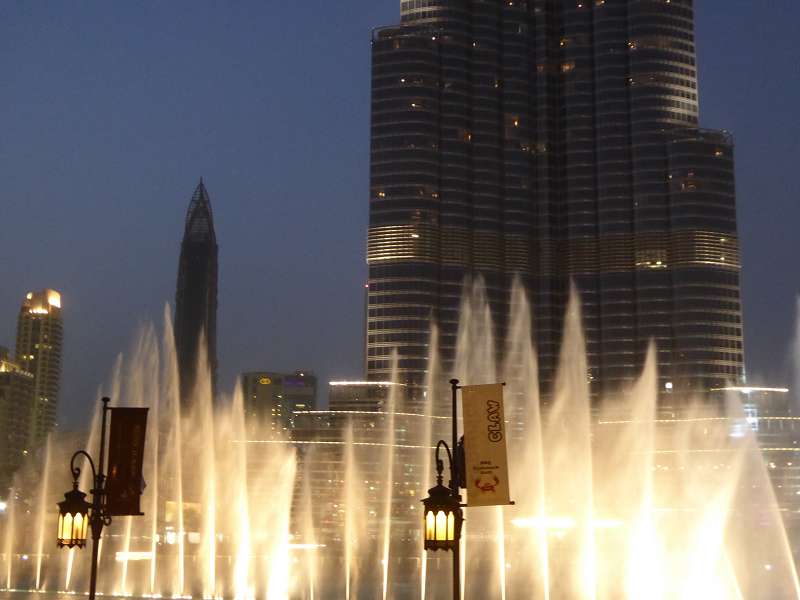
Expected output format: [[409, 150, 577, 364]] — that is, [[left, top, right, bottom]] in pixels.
[[0, 347, 35, 491], [328, 380, 395, 412], [292, 380, 419, 551], [367, 0, 744, 404], [14, 289, 63, 446], [174, 180, 218, 405], [241, 371, 317, 432]]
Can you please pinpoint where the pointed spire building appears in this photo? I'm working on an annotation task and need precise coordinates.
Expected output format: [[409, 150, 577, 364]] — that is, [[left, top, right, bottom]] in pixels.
[[174, 180, 218, 405]]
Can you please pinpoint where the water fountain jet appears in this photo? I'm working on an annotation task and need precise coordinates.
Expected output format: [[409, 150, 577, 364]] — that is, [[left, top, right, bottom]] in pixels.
[[1, 285, 798, 599]]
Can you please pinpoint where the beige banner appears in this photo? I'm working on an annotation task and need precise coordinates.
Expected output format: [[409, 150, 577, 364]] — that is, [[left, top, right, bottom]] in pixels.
[[462, 383, 511, 507]]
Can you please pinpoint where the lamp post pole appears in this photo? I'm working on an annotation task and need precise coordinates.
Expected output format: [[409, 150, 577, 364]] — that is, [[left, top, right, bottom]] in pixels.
[[88, 397, 110, 600], [422, 383, 465, 600], [425, 380, 510, 600], [67, 397, 112, 600], [449, 378, 461, 600]]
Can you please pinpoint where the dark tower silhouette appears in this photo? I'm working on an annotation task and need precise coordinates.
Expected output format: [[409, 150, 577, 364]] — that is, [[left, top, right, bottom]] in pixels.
[[367, 0, 744, 405], [175, 179, 218, 405]]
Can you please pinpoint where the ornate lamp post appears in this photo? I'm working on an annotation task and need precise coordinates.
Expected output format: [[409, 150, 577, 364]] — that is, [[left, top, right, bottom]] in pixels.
[[56, 397, 112, 600], [421, 379, 464, 600]]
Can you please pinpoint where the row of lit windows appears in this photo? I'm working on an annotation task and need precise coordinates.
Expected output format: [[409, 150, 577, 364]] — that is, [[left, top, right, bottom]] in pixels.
[[367, 344, 428, 360], [631, 61, 696, 80], [369, 306, 433, 319], [628, 24, 694, 43], [369, 332, 432, 344], [630, 109, 698, 125], [398, 9, 444, 22], [368, 359, 427, 371], [400, 0, 443, 12], [629, 35, 694, 54], [672, 350, 743, 363], [370, 295, 438, 308], [627, 74, 697, 93]]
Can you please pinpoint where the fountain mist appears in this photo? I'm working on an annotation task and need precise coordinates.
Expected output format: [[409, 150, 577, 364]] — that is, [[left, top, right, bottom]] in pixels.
[[343, 421, 364, 600], [2, 284, 799, 599], [381, 360, 399, 600], [33, 435, 53, 590]]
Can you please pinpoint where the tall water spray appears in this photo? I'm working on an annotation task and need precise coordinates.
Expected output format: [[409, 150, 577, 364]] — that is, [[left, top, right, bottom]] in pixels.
[[2, 285, 800, 599], [418, 326, 439, 600], [381, 363, 399, 600], [3, 494, 14, 591], [299, 465, 318, 600], [343, 422, 364, 600], [33, 435, 53, 590]]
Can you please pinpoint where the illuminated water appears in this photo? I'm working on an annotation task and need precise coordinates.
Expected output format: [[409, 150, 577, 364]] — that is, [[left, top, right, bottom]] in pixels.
[[2, 283, 799, 598]]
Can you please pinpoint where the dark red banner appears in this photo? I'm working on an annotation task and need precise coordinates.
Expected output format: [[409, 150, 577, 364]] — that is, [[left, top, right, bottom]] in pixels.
[[106, 407, 148, 516]]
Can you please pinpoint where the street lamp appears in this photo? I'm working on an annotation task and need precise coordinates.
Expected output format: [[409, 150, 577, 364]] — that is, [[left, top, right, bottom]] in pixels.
[[56, 397, 113, 600], [421, 379, 464, 600], [56, 484, 91, 549], [422, 441, 463, 552]]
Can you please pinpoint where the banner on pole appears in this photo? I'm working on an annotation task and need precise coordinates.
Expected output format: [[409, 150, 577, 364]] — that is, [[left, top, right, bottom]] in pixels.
[[106, 407, 148, 516], [462, 383, 511, 507]]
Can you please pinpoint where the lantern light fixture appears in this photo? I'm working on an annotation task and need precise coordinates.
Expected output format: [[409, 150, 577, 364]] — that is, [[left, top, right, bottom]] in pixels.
[[57, 483, 91, 549], [421, 439, 463, 552]]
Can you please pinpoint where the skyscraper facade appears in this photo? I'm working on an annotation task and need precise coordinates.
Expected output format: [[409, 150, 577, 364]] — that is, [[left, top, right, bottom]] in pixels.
[[367, 0, 743, 403], [328, 380, 395, 412], [174, 180, 218, 405], [0, 347, 35, 491], [14, 289, 63, 445], [240, 371, 317, 432], [291, 380, 422, 557]]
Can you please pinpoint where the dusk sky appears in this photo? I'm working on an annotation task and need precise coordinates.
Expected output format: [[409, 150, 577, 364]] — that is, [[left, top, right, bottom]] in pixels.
[[1, 2, 799, 427]]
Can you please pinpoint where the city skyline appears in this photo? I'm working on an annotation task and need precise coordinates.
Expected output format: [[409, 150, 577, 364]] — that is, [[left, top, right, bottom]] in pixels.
[[0, 2, 798, 426]]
